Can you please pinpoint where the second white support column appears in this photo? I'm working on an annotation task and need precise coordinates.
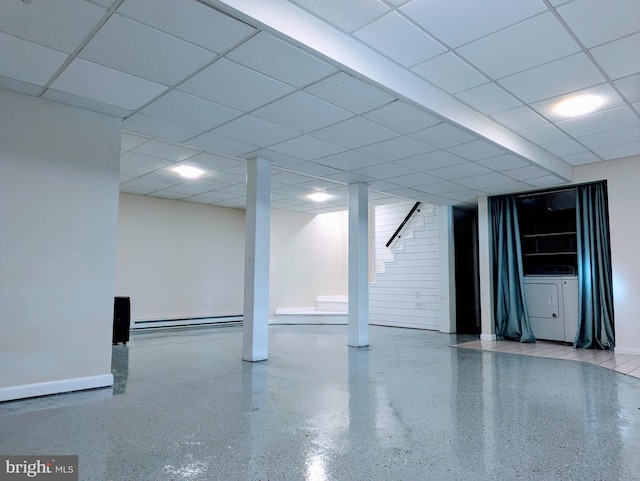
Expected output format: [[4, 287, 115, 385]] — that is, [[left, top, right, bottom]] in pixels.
[[243, 157, 271, 362], [348, 183, 369, 347]]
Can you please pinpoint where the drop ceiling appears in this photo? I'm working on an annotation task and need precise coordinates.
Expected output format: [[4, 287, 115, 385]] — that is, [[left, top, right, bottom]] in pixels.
[[1, 0, 638, 213]]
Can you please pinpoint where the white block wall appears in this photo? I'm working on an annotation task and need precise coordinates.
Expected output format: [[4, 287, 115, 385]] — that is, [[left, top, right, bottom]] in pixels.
[[370, 202, 440, 330]]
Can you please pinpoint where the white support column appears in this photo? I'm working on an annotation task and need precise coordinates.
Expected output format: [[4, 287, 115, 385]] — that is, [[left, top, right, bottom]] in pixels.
[[438, 205, 456, 333], [478, 196, 496, 341], [243, 157, 271, 362], [348, 183, 369, 347]]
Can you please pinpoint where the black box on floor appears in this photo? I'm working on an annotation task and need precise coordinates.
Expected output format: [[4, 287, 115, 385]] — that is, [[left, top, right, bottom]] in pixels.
[[113, 296, 131, 345]]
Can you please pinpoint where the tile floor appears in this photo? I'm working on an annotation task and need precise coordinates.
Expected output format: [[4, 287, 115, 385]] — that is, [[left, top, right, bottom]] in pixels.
[[1, 325, 640, 481], [454, 338, 640, 379]]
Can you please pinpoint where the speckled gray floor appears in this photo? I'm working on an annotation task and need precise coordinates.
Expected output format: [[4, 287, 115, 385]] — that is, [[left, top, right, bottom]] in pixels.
[[2, 324, 640, 481]]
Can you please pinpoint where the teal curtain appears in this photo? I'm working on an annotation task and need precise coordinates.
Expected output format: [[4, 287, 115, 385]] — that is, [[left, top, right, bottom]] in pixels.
[[575, 182, 615, 349], [490, 196, 536, 343]]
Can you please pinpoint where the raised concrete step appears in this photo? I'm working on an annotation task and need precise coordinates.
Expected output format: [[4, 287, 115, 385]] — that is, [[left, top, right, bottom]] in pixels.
[[271, 295, 348, 325]]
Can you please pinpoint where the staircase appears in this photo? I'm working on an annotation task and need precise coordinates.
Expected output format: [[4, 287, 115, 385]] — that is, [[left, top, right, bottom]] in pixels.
[[369, 202, 440, 330]]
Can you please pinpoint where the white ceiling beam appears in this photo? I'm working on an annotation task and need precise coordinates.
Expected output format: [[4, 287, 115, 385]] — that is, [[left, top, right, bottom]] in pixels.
[[204, 0, 573, 181]]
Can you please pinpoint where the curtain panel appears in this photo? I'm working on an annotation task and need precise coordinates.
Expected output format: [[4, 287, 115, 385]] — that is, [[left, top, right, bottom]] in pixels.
[[575, 182, 615, 349], [490, 195, 536, 343]]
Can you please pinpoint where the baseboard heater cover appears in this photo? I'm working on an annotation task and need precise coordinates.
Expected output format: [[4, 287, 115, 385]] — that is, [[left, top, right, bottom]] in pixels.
[[132, 315, 243, 330]]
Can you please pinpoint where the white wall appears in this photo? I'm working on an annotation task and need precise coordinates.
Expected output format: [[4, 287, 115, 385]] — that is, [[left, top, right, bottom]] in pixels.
[[270, 209, 348, 313], [573, 156, 640, 354], [0, 90, 120, 400], [115, 194, 348, 321], [116, 193, 246, 320]]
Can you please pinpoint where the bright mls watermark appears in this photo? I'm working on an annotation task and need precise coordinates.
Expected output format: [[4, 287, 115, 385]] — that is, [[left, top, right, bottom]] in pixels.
[[0, 456, 77, 480]]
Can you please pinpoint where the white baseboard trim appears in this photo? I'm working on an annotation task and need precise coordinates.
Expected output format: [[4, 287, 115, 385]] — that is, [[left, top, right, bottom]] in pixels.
[[480, 333, 497, 341], [0, 374, 114, 402], [615, 346, 640, 355]]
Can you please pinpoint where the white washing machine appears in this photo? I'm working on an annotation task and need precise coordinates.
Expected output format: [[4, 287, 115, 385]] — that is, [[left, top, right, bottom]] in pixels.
[[523, 276, 578, 343]]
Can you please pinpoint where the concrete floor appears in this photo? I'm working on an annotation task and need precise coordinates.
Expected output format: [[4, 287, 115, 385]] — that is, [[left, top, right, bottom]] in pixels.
[[1, 324, 640, 481]]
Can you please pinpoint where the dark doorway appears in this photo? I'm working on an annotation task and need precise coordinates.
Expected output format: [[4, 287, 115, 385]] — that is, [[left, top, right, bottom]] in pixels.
[[454, 206, 480, 334]]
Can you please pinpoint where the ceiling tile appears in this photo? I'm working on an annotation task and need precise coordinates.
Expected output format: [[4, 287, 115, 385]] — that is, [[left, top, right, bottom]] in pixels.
[[385, 172, 441, 187], [499, 53, 606, 103], [210, 115, 300, 148], [401, 0, 546, 48], [429, 162, 493, 180], [117, 0, 255, 53], [446, 140, 506, 161], [419, 181, 465, 194], [456, 12, 579, 79], [185, 131, 259, 157], [290, 0, 390, 33], [304, 72, 394, 114], [0, 33, 68, 86], [615, 74, 640, 103], [529, 83, 626, 121], [353, 12, 445, 67], [324, 171, 374, 184], [253, 91, 353, 133], [556, 0, 640, 48], [455, 83, 522, 115], [311, 117, 398, 149], [0, 0, 106, 53], [161, 180, 217, 196], [555, 106, 640, 138], [542, 139, 588, 156], [121, 133, 150, 151], [483, 181, 532, 195], [412, 53, 488, 94], [351, 162, 417, 179], [179, 58, 294, 112], [123, 177, 176, 191], [578, 124, 640, 150], [141, 168, 185, 184], [80, 14, 215, 86], [476, 153, 531, 171], [43, 89, 133, 118], [132, 140, 201, 162], [316, 150, 385, 171], [121, 152, 174, 170], [505, 165, 551, 181], [518, 124, 570, 144], [122, 113, 202, 143], [456, 172, 516, 189], [357, 136, 436, 161], [284, 162, 343, 177], [120, 163, 156, 178], [590, 33, 640, 80], [409, 123, 476, 148], [594, 142, 640, 160], [244, 149, 303, 169], [526, 175, 569, 188], [395, 150, 467, 171], [226, 32, 337, 87], [141, 90, 242, 131], [362, 100, 441, 134], [185, 152, 245, 172], [50, 58, 167, 110], [267, 135, 346, 160], [491, 106, 548, 131], [561, 151, 602, 166], [120, 184, 156, 195]]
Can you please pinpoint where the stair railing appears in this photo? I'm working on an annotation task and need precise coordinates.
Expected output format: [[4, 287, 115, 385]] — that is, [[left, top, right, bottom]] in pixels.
[[385, 201, 421, 247]]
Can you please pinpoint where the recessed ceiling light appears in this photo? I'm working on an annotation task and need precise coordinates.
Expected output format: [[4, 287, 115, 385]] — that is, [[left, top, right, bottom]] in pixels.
[[308, 192, 332, 202], [173, 165, 204, 179], [552, 94, 605, 117]]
